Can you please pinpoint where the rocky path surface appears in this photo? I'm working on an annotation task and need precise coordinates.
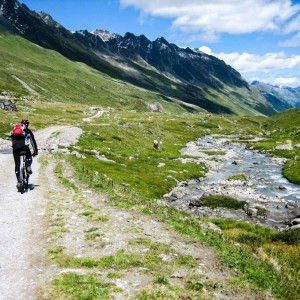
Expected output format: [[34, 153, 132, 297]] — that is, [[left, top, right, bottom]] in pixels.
[[0, 142, 47, 300], [0, 126, 81, 300], [0, 127, 267, 299]]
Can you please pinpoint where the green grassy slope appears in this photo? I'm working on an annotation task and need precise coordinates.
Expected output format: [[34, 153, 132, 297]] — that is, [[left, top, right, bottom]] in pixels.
[[0, 32, 199, 114], [251, 108, 300, 183]]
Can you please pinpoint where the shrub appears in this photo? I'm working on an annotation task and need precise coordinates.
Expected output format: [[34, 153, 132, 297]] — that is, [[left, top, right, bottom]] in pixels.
[[227, 173, 248, 181], [272, 228, 300, 245], [200, 195, 246, 210], [237, 233, 265, 246]]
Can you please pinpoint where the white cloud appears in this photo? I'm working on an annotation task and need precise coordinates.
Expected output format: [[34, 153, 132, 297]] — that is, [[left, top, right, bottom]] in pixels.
[[280, 31, 300, 47], [199, 46, 212, 55], [273, 77, 298, 86], [282, 14, 300, 34], [120, 0, 300, 41], [216, 51, 300, 74], [212, 50, 300, 86]]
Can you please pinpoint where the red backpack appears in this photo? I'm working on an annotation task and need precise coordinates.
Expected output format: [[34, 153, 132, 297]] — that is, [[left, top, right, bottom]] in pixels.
[[12, 124, 25, 136]]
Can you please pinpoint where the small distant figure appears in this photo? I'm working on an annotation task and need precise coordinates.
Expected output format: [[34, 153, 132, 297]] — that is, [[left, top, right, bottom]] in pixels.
[[153, 139, 159, 150]]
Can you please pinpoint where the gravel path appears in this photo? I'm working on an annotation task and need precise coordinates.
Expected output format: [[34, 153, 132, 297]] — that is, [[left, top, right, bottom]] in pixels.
[[0, 139, 47, 299], [0, 126, 81, 300], [0, 147, 47, 299]]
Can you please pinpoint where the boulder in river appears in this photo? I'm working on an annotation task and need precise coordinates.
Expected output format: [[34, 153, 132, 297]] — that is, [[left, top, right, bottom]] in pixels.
[[189, 199, 205, 207]]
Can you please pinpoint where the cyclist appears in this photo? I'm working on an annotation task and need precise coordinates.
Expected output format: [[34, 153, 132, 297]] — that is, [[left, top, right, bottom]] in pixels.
[[11, 118, 38, 188]]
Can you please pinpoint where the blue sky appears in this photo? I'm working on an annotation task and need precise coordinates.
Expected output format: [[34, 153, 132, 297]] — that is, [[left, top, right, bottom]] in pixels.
[[20, 0, 300, 87]]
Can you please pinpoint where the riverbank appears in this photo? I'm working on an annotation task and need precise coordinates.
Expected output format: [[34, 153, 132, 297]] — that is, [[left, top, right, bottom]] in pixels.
[[164, 135, 300, 231]]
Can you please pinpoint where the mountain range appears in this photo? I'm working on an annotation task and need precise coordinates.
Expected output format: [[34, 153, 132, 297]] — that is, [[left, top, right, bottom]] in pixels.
[[0, 0, 299, 116], [251, 81, 300, 111]]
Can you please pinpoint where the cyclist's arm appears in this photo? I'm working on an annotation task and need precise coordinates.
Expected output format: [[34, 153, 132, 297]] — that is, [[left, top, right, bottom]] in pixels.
[[27, 129, 38, 155]]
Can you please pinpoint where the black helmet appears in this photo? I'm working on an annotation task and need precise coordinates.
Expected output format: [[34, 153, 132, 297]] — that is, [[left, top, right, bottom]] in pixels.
[[21, 118, 29, 125]]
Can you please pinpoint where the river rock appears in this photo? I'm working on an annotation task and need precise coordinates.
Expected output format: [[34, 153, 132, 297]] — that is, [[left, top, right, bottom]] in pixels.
[[0, 98, 17, 111], [189, 199, 204, 207], [290, 218, 300, 226], [290, 224, 300, 230], [178, 181, 189, 187], [199, 222, 222, 235], [244, 204, 261, 217], [163, 190, 184, 201], [275, 140, 293, 150]]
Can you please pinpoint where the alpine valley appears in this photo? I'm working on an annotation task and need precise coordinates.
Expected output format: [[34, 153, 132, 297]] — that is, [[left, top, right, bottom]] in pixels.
[[1, 1, 300, 300]]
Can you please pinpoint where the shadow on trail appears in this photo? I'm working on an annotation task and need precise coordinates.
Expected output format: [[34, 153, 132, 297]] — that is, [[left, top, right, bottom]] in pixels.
[[29, 183, 39, 190], [17, 183, 39, 194]]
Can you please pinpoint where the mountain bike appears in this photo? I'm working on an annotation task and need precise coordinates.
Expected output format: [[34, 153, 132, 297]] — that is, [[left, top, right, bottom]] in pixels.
[[18, 151, 29, 193]]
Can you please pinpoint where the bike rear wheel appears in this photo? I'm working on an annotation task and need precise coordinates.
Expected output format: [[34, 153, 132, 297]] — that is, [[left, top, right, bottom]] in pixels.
[[18, 167, 25, 193], [23, 167, 29, 190], [18, 156, 29, 193]]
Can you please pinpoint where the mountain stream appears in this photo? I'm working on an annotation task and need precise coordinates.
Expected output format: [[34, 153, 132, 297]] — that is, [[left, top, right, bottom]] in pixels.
[[164, 135, 300, 229], [194, 135, 300, 203]]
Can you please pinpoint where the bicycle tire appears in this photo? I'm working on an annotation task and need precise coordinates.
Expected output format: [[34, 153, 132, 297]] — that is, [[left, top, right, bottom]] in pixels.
[[24, 159, 29, 189], [19, 166, 25, 193], [19, 167, 24, 182], [24, 170, 29, 190], [18, 154, 30, 193]]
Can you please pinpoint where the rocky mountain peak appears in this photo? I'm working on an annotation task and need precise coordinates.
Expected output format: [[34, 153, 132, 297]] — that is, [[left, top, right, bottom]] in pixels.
[[0, 0, 21, 17], [155, 36, 169, 46], [39, 11, 62, 28], [91, 29, 119, 41]]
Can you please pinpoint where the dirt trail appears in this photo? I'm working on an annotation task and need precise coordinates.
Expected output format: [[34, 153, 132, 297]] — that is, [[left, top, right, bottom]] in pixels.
[[0, 125, 265, 299], [0, 126, 79, 299], [0, 157, 44, 300], [82, 109, 107, 122], [0, 136, 47, 299]]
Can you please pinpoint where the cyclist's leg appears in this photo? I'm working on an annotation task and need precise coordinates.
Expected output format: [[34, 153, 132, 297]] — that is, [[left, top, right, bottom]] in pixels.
[[25, 146, 33, 174], [25, 146, 32, 165], [13, 146, 21, 181]]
